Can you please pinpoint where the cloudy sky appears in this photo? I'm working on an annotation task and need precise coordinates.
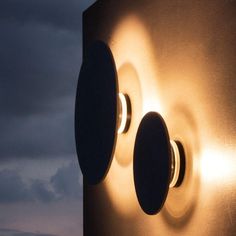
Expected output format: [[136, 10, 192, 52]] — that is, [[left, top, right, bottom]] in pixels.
[[0, 0, 95, 235]]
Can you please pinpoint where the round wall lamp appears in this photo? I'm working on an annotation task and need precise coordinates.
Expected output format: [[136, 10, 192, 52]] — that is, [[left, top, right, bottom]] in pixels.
[[75, 41, 131, 185], [133, 112, 185, 215]]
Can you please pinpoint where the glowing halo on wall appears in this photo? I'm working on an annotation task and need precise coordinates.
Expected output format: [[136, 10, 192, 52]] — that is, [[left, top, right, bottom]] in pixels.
[[104, 15, 163, 215]]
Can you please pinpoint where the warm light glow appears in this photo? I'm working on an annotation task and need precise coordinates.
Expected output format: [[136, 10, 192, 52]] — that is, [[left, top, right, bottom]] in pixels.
[[85, 3, 236, 235], [114, 63, 142, 166], [104, 15, 163, 212], [103, 13, 236, 234], [110, 15, 163, 115], [104, 157, 137, 215], [201, 146, 236, 185], [118, 93, 129, 134]]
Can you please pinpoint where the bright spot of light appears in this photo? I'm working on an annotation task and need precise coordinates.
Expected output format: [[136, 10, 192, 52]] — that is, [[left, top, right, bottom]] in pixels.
[[201, 147, 236, 185]]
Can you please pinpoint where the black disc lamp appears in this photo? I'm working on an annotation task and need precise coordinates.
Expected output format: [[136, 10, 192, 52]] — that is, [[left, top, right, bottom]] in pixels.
[[133, 112, 185, 215], [75, 41, 131, 185]]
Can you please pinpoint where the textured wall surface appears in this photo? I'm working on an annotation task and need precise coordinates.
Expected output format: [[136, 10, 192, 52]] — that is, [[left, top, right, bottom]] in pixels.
[[83, 1, 236, 235]]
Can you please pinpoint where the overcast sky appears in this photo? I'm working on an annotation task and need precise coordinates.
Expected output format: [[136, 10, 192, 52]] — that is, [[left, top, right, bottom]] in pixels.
[[0, 0, 95, 235]]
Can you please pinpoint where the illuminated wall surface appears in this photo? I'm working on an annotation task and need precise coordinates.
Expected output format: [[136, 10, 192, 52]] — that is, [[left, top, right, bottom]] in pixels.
[[82, 0, 236, 235]]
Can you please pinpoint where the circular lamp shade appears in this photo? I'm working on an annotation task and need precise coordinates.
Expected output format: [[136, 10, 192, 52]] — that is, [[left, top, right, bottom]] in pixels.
[[75, 41, 118, 185], [134, 112, 172, 215]]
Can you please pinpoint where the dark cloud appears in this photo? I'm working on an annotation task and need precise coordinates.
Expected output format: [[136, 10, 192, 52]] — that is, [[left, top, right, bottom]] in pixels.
[[0, 161, 81, 203], [0, 0, 95, 159], [0, 108, 76, 159], [0, 22, 79, 158], [0, 22, 81, 117], [0, 15, 80, 158], [0, 169, 55, 203], [30, 180, 55, 203], [0, 169, 32, 203], [0, 228, 57, 236], [0, 0, 95, 31], [51, 161, 82, 199]]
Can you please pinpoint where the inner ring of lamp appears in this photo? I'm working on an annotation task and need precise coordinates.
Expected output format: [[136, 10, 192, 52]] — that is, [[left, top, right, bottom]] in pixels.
[[118, 93, 131, 134], [169, 140, 181, 188]]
